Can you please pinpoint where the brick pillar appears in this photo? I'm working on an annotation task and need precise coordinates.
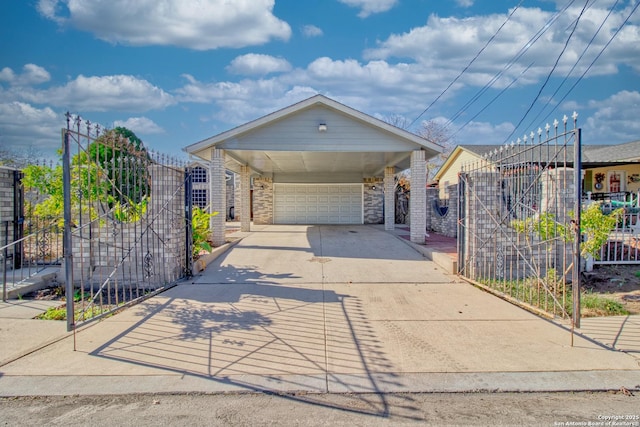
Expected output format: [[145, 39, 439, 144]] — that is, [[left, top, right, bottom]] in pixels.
[[410, 150, 426, 244], [209, 149, 226, 247], [233, 174, 241, 221], [240, 165, 251, 232], [384, 167, 395, 230]]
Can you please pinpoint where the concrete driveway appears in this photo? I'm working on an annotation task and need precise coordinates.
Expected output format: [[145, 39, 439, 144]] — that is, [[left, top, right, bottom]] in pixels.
[[1, 224, 639, 396]]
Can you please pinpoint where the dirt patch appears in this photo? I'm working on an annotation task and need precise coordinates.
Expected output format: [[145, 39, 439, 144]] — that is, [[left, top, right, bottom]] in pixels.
[[582, 264, 640, 314]]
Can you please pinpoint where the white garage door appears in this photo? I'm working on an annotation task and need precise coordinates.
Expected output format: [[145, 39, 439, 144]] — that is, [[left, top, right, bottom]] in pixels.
[[274, 184, 363, 224]]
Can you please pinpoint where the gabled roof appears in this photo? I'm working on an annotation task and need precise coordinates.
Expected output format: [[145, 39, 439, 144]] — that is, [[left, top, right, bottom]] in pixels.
[[184, 94, 441, 154], [435, 140, 640, 181], [583, 140, 640, 162], [183, 94, 443, 177]]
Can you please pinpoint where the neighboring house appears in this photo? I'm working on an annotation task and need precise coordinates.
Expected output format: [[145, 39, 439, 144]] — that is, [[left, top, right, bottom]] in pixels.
[[183, 94, 443, 246], [434, 140, 640, 197], [582, 140, 640, 195]]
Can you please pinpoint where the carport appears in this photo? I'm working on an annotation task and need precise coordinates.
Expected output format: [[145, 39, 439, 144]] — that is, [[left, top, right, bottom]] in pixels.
[[183, 94, 442, 246]]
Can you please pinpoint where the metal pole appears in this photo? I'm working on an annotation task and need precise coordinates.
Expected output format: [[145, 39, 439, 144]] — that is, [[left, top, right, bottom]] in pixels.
[[62, 129, 75, 332], [185, 168, 193, 278], [2, 221, 7, 302], [572, 128, 582, 329]]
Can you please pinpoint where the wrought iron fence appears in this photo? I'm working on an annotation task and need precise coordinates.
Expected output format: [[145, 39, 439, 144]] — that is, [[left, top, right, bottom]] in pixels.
[[1, 163, 64, 301], [61, 114, 192, 331], [458, 115, 582, 324]]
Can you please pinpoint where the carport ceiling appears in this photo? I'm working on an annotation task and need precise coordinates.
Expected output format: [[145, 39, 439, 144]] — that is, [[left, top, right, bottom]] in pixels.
[[184, 94, 443, 177], [223, 151, 413, 176]]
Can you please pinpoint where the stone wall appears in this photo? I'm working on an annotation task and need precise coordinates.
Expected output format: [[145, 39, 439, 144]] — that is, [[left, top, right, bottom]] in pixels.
[[0, 167, 17, 249], [363, 178, 383, 224], [70, 164, 187, 287], [426, 184, 458, 237], [253, 177, 273, 225], [460, 168, 575, 281]]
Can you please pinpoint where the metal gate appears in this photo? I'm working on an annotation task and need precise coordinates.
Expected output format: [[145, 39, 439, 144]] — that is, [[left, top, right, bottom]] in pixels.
[[62, 114, 193, 331], [457, 115, 582, 324]]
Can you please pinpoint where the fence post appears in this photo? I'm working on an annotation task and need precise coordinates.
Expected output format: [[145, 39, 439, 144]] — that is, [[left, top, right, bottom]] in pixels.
[[572, 128, 582, 328], [184, 167, 193, 278], [62, 129, 75, 332]]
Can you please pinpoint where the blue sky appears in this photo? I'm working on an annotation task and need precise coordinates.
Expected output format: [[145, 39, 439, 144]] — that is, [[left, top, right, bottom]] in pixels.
[[1, 0, 639, 160]]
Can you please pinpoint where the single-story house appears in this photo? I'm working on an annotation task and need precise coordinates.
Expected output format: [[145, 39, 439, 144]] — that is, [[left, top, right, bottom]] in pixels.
[[183, 94, 443, 246], [434, 140, 640, 197]]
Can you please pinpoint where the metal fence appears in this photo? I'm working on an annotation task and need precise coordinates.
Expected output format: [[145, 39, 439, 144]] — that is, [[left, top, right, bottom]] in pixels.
[[458, 115, 582, 324], [62, 115, 193, 331], [584, 191, 640, 265], [1, 164, 64, 301]]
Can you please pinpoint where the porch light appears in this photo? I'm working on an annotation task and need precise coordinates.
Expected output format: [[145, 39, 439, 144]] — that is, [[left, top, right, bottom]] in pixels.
[[318, 123, 327, 132]]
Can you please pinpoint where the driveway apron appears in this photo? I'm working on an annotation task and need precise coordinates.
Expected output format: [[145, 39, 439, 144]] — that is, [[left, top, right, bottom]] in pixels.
[[0, 224, 639, 397]]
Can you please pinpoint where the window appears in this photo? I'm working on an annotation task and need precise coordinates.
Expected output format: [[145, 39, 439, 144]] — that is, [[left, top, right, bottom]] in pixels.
[[192, 189, 208, 209], [608, 170, 626, 193], [191, 166, 208, 183]]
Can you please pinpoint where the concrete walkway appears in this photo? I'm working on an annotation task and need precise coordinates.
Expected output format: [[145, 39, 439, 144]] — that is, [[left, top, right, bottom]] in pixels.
[[0, 224, 639, 396]]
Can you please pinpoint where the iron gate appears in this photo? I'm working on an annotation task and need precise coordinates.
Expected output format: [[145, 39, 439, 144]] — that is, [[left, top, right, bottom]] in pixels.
[[457, 115, 582, 324], [62, 114, 193, 331]]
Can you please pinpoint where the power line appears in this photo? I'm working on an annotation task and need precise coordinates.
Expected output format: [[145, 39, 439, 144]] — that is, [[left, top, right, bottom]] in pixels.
[[520, 0, 619, 133], [538, 0, 639, 127], [449, 63, 534, 140], [502, 0, 590, 144], [408, 0, 524, 128], [441, 0, 577, 132]]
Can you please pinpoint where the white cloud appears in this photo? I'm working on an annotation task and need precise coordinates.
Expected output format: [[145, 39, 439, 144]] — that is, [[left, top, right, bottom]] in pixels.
[[581, 90, 640, 143], [0, 68, 15, 83], [456, 0, 474, 7], [227, 54, 292, 76], [37, 0, 291, 50], [364, 4, 640, 86], [301, 25, 323, 38], [0, 64, 51, 86], [0, 102, 62, 154], [19, 74, 174, 113], [450, 120, 516, 146], [338, 0, 399, 18], [113, 117, 164, 134]]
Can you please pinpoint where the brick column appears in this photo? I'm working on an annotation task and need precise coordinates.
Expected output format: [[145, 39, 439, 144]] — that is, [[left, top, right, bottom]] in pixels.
[[209, 149, 226, 247], [240, 165, 251, 232], [384, 167, 395, 230], [233, 174, 241, 221], [410, 150, 426, 244]]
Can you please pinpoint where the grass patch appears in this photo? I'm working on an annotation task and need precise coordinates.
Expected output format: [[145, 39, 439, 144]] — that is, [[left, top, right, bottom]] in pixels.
[[37, 303, 120, 321], [479, 277, 629, 318], [581, 292, 629, 317]]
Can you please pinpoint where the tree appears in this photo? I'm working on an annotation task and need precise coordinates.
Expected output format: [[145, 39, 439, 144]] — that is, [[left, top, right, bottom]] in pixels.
[[416, 120, 454, 184], [74, 127, 151, 210], [23, 127, 151, 225]]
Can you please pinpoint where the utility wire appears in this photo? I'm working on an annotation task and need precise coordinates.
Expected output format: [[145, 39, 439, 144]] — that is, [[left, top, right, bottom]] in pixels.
[[408, 0, 524, 128], [520, 0, 618, 132], [502, 0, 590, 144], [449, 63, 535, 140], [538, 0, 640, 126], [441, 0, 577, 132]]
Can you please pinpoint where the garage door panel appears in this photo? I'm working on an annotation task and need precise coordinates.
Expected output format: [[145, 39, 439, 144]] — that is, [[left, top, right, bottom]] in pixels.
[[274, 184, 362, 224]]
